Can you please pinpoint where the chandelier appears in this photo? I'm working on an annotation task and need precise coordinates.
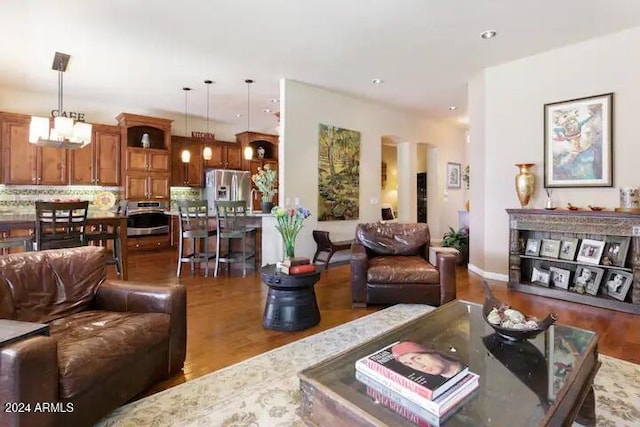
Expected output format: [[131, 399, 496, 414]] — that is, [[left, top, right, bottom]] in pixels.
[[28, 52, 92, 149]]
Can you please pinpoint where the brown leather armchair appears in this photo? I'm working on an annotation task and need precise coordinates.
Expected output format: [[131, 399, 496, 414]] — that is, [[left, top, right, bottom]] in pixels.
[[0, 246, 186, 427], [351, 222, 456, 307]]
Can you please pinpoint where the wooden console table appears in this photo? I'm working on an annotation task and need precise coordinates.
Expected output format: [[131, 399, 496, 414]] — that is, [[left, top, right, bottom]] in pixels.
[[507, 209, 640, 314]]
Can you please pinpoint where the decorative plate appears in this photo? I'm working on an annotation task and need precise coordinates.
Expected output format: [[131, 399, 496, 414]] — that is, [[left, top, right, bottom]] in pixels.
[[94, 192, 116, 211]]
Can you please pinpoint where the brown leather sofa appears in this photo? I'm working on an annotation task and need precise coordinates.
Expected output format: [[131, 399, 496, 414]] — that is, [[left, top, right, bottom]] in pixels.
[[0, 246, 186, 427], [351, 222, 457, 307]]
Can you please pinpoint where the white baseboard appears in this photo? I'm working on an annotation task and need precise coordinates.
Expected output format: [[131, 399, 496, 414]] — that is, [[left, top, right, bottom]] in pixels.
[[467, 263, 508, 282]]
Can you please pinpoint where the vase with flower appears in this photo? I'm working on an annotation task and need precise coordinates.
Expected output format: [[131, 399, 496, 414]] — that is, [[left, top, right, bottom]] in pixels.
[[251, 164, 278, 213], [272, 205, 311, 259]]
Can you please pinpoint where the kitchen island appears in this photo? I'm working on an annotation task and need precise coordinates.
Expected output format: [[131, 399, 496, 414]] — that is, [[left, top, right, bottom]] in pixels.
[[166, 210, 283, 267], [0, 211, 129, 280]]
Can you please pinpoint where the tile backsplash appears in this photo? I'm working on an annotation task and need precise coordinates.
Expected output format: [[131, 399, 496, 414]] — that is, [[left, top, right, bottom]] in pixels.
[[0, 185, 203, 212], [0, 185, 120, 212]]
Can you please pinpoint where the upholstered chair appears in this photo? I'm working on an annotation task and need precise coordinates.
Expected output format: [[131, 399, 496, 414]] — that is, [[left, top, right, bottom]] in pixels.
[[350, 222, 457, 307]]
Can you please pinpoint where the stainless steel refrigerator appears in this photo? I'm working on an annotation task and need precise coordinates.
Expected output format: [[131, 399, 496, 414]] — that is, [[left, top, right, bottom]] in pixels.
[[204, 169, 251, 214]]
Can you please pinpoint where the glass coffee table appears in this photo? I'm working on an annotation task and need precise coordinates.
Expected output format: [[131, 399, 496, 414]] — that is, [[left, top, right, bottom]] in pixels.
[[299, 300, 599, 426]]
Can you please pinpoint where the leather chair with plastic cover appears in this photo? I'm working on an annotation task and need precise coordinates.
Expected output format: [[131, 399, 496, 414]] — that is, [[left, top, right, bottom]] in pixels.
[[350, 222, 457, 307]]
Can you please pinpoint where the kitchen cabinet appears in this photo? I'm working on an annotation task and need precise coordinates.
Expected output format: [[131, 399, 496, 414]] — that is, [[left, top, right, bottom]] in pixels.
[[125, 148, 170, 173], [0, 112, 67, 185], [236, 131, 278, 172], [204, 140, 242, 170], [117, 113, 173, 201], [171, 136, 204, 187], [69, 124, 121, 185], [125, 172, 170, 200]]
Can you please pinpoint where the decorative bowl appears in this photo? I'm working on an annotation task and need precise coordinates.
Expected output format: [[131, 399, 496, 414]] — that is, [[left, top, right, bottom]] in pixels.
[[482, 281, 556, 341], [588, 205, 604, 211], [566, 203, 579, 211]]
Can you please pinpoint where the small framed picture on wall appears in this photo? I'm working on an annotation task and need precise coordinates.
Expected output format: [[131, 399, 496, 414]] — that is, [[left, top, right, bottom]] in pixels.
[[446, 162, 461, 189]]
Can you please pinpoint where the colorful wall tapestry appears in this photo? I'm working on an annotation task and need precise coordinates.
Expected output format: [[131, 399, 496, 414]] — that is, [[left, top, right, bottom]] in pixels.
[[318, 124, 360, 221]]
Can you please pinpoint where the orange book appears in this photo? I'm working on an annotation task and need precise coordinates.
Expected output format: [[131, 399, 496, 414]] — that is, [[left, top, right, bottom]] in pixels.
[[281, 264, 316, 275]]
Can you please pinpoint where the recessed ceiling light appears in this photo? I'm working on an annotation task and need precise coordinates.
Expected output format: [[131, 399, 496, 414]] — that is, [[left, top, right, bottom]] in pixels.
[[449, 106, 458, 111], [270, 99, 280, 104], [371, 78, 384, 85], [236, 113, 242, 118], [480, 30, 497, 40], [263, 108, 272, 113]]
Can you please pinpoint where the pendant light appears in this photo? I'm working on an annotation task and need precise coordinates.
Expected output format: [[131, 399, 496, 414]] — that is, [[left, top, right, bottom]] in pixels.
[[202, 79, 213, 161], [243, 79, 254, 160], [181, 87, 191, 186], [29, 52, 92, 149], [181, 87, 191, 162]]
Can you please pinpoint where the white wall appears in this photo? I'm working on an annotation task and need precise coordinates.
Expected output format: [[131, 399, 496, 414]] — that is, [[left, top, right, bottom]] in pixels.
[[469, 25, 640, 276], [279, 79, 466, 260]]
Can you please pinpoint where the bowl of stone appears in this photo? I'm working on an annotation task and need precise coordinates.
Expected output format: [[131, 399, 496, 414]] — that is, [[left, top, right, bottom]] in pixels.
[[482, 281, 557, 342]]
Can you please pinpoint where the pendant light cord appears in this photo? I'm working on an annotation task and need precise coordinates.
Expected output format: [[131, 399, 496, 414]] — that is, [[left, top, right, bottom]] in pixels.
[[58, 60, 64, 115], [245, 79, 254, 133], [183, 87, 191, 137]]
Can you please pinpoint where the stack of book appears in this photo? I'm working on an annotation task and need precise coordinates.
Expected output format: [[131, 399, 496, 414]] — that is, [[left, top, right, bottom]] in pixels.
[[355, 340, 479, 425], [279, 257, 316, 275]]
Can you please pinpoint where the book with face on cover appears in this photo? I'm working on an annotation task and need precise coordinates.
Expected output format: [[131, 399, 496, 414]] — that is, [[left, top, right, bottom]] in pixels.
[[356, 340, 469, 401]]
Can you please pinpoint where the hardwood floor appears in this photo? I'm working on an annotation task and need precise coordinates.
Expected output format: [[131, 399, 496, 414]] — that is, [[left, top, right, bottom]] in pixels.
[[108, 250, 640, 398]]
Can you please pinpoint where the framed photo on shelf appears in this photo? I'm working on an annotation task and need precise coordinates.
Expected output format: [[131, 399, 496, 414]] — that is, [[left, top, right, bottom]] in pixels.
[[446, 162, 462, 189], [602, 270, 633, 301], [549, 266, 571, 289], [540, 239, 561, 258], [525, 238, 541, 256], [543, 92, 613, 188], [559, 238, 580, 261], [601, 236, 630, 267], [531, 266, 550, 287], [572, 265, 605, 295], [576, 239, 606, 265]]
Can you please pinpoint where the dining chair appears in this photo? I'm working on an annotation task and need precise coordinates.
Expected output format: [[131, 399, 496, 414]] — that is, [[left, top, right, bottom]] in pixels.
[[86, 199, 128, 275], [35, 201, 89, 250], [213, 200, 256, 277], [177, 200, 217, 277]]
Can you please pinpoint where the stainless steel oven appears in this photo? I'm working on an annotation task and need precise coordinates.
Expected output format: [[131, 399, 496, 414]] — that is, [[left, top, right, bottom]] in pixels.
[[127, 201, 169, 237]]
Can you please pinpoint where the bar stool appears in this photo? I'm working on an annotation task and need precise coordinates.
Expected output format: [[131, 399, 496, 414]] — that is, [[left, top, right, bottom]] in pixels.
[[35, 201, 89, 250], [86, 199, 128, 275], [177, 200, 217, 277], [214, 200, 256, 277]]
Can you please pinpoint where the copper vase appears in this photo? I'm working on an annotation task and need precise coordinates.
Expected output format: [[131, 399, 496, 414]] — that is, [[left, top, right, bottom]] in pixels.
[[515, 163, 535, 208]]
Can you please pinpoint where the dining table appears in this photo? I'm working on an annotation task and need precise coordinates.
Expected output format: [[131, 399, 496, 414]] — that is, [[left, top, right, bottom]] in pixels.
[[0, 211, 129, 280]]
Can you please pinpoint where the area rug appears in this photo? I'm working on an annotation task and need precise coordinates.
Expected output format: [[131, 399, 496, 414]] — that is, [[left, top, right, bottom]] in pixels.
[[96, 304, 640, 427]]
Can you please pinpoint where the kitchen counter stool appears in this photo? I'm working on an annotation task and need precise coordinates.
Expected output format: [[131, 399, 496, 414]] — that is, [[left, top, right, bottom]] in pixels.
[[214, 201, 256, 277], [177, 200, 217, 277]]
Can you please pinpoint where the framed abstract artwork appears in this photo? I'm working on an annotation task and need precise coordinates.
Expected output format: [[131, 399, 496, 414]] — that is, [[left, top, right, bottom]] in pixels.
[[543, 93, 613, 188]]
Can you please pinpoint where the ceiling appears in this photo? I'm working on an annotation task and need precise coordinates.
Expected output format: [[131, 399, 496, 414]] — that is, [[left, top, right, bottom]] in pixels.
[[2, 0, 640, 132]]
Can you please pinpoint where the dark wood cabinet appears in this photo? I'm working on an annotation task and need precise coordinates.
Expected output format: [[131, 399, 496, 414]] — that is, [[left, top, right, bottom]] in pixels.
[[204, 140, 241, 170], [69, 124, 121, 185], [171, 136, 204, 187], [0, 112, 67, 185], [117, 113, 173, 201], [507, 209, 640, 314]]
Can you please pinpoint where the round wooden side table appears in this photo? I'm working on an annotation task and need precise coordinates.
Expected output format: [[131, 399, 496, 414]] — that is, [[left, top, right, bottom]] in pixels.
[[260, 264, 321, 331]]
